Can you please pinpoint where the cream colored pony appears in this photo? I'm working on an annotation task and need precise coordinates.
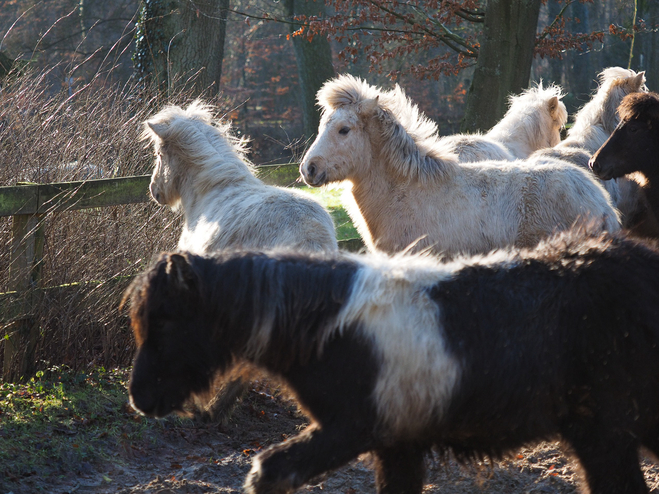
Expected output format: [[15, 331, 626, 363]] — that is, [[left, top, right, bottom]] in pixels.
[[143, 100, 338, 254], [300, 75, 619, 256], [440, 83, 568, 161]]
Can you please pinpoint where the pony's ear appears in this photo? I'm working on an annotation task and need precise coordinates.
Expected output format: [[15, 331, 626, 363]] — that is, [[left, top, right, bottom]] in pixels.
[[165, 253, 198, 293], [359, 96, 380, 116], [146, 121, 169, 140], [627, 71, 646, 91], [547, 96, 559, 117]]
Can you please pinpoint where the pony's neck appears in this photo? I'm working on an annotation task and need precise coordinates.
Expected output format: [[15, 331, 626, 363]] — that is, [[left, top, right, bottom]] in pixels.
[[640, 178, 659, 220], [348, 147, 451, 253], [348, 156, 398, 250], [207, 253, 356, 371], [562, 90, 615, 152], [487, 118, 534, 159], [178, 164, 260, 225]]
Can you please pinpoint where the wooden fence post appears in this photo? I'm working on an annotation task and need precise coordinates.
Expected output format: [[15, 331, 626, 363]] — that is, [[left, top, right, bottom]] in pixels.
[[3, 213, 45, 381]]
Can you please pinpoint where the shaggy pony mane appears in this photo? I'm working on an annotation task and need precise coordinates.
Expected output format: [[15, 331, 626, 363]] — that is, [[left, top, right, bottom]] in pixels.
[[141, 100, 255, 195], [125, 250, 359, 370], [488, 82, 567, 151], [618, 91, 659, 122], [317, 74, 458, 182]]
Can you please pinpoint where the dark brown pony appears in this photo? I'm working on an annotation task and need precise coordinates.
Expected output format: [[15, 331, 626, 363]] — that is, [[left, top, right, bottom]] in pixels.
[[590, 92, 659, 238]]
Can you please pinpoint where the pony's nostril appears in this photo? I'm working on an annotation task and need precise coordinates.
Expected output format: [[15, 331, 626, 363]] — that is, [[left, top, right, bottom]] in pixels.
[[150, 183, 162, 203], [589, 158, 600, 174], [307, 162, 317, 178]]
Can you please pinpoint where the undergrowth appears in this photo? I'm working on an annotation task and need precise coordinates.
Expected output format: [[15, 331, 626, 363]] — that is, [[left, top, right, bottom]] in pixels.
[[0, 68, 359, 378], [0, 366, 146, 482], [302, 186, 358, 241], [0, 365, 304, 493]]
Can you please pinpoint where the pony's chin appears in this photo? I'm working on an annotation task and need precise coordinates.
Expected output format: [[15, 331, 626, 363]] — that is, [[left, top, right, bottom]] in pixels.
[[302, 171, 328, 188], [129, 392, 186, 418], [593, 167, 621, 181]]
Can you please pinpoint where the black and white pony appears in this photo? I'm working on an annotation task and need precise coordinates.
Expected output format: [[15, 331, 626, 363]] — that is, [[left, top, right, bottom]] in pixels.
[[126, 229, 659, 494]]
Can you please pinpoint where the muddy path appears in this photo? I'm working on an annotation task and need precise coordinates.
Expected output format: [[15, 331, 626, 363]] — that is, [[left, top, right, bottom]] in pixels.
[[5, 385, 659, 494]]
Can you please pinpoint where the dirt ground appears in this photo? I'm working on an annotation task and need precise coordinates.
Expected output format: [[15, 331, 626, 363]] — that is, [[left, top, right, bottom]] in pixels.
[[6, 385, 659, 494]]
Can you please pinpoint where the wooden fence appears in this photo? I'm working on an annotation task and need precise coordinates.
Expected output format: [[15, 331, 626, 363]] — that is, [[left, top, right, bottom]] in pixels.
[[0, 166, 362, 381]]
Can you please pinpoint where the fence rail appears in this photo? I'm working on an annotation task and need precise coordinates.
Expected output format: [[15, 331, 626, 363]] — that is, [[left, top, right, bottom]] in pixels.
[[0, 166, 362, 381]]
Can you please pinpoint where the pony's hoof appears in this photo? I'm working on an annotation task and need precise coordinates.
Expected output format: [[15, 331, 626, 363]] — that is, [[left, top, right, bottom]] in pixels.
[[244, 456, 298, 494]]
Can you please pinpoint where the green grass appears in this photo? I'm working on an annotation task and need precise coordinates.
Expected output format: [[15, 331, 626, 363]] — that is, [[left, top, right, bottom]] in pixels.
[[299, 186, 359, 241], [0, 366, 154, 482]]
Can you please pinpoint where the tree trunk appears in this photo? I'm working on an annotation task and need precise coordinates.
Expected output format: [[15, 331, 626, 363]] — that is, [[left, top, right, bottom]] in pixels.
[[134, 0, 229, 97], [565, 1, 595, 113], [285, 0, 336, 138], [461, 0, 543, 133]]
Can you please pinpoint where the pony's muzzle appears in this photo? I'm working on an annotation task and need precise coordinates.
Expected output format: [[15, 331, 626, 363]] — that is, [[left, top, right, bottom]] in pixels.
[[300, 161, 326, 187], [588, 156, 611, 180]]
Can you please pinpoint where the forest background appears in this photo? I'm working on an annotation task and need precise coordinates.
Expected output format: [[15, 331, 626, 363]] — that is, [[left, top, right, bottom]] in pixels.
[[1, 0, 657, 160], [0, 0, 657, 375]]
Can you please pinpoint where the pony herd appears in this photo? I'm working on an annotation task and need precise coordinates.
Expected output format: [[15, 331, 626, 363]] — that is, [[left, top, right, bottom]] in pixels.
[[126, 68, 659, 494]]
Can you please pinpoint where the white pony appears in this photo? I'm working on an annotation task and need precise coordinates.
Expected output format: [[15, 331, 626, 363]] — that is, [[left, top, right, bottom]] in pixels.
[[300, 75, 619, 256], [143, 100, 338, 254], [532, 68, 647, 232], [439, 83, 567, 161]]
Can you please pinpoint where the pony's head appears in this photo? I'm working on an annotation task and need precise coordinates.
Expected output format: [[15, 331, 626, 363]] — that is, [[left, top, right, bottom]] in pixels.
[[141, 100, 250, 210], [488, 82, 567, 157], [124, 253, 221, 417], [596, 67, 647, 134], [566, 68, 647, 148], [300, 74, 456, 187], [590, 92, 659, 180]]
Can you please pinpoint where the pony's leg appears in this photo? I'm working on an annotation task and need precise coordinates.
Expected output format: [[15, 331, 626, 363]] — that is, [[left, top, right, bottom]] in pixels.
[[244, 423, 370, 494], [372, 443, 426, 494], [565, 432, 647, 494], [202, 376, 249, 423]]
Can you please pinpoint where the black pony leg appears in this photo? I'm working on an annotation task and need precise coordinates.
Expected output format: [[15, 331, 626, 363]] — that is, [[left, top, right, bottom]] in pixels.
[[244, 424, 370, 494], [567, 434, 647, 494], [372, 443, 426, 494]]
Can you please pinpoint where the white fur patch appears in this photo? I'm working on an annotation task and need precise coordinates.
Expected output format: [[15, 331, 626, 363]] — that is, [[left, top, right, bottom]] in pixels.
[[334, 253, 462, 437]]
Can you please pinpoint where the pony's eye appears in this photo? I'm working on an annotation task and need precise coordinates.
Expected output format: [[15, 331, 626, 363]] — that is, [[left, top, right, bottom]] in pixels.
[[339, 127, 350, 135]]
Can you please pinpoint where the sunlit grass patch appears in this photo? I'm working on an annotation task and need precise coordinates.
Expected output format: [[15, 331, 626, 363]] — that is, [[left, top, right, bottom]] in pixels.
[[299, 186, 358, 241]]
